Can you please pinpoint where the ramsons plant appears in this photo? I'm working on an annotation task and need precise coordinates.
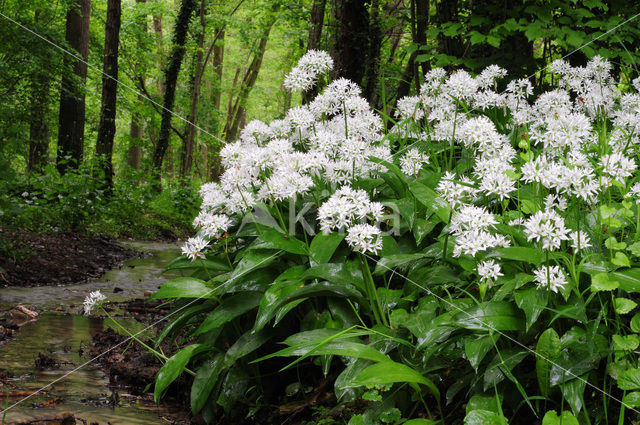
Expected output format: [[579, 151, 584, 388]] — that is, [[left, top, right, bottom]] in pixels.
[[150, 50, 640, 424]]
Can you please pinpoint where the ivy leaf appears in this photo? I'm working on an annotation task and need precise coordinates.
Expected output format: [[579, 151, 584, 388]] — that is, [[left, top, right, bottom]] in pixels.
[[542, 410, 579, 425], [612, 252, 631, 268], [612, 334, 639, 351], [631, 313, 640, 333], [618, 369, 640, 390]]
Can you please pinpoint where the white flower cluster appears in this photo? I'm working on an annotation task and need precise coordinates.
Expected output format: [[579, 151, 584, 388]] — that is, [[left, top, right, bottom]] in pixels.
[[284, 50, 334, 92], [477, 259, 503, 283], [533, 265, 568, 293], [449, 205, 510, 257], [181, 236, 210, 261], [399, 148, 429, 176], [523, 209, 571, 251], [83, 290, 106, 315]]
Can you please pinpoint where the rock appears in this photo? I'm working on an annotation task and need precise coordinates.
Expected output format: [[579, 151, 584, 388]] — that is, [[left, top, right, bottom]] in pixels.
[[143, 290, 153, 297], [8, 411, 75, 425]]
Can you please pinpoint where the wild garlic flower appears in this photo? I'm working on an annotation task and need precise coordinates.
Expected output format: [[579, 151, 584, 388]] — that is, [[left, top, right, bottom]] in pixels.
[[477, 259, 503, 283], [626, 182, 640, 204], [193, 213, 232, 239], [83, 290, 106, 315], [436, 172, 477, 207], [181, 236, 210, 261], [523, 209, 571, 251], [284, 49, 334, 92], [533, 265, 568, 293], [450, 205, 498, 236], [475, 65, 507, 90], [317, 186, 384, 233], [346, 224, 383, 255], [395, 96, 424, 120], [570, 230, 591, 251], [600, 152, 636, 184], [399, 148, 429, 176]]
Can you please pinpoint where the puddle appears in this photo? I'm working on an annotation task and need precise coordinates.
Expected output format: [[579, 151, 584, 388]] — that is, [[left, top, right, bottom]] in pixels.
[[0, 242, 185, 424]]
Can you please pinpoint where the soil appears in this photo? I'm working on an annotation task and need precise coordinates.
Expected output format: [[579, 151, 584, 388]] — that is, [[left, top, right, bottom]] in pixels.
[[0, 228, 141, 287]]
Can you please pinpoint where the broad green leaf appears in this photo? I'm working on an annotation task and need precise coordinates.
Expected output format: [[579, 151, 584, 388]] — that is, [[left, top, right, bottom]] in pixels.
[[165, 255, 231, 273], [254, 267, 307, 332], [483, 349, 528, 390], [623, 391, 640, 408], [582, 264, 640, 293], [224, 329, 272, 366], [156, 302, 213, 346], [192, 292, 262, 336], [514, 287, 548, 331], [302, 262, 364, 289], [217, 366, 248, 413], [465, 335, 497, 372], [615, 297, 637, 314], [536, 328, 561, 397], [605, 236, 627, 250], [404, 420, 439, 425], [627, 242, 640, 257], [373, 253, 430, 275], [454, 301, 525, 331], [409, 181, 451, 223], [618, 368, 640, 390], [559, 377, 586, 416], [228, 250, 281, 287], [309, 233, 345, 264], [350, 360, 440, 402], [590, 273, 619, 292], [612, 252, 631, 268], [464, 410, 508, 425], [541, 410, 579, 425], [190, 354, 224, 414], [252, 228, 309, 255], [150, 277, 214, 300], [466, 393, 503, 415], [260, 339, 388, 363], [631, 312, 640, 333], [612, 334, 639, 351], [486, 246, 544, 266], [155, 344, 208, 402]]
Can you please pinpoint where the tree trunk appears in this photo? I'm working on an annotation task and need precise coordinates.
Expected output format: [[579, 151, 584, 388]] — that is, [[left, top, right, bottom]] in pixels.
[[57, 0, 91, 174], [181, 0, 207, 178], [415, 0, 429, 78], [28, 72, 50, 173], [27, 10, 50, 173], [95, 0, 122, 191], [127, 0, 148, 170], [151, 0, 198, 186], [333, 0, 369, 85], [303, 0, 327, 102], [224, 20, 274, 143], [362, 0, 381, 101], [208, 29, 225, 180]]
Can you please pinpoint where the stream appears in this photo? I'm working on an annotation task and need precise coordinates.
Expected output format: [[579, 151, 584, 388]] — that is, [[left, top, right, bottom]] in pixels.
[[0, 241, 183, 424]]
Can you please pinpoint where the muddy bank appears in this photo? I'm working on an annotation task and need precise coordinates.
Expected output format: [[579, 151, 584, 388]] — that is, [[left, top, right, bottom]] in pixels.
[[0, 229, 142, 287]]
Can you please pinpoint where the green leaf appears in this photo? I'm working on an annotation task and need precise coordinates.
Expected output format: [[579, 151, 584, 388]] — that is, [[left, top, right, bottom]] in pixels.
[[156, 302, 213, 345], [615, 297, 637, 314], [408, 181, 451, 223], [612, 252, 631, 268], [590, 273, 619, 291], [150, 277, 214, 300], [350, 360, 440, 402], [622, 391, 640, 408], [618, 369, 640, 390], [224, 329, 272, 366], [373, 253, 431, 275], [155, 344, 208, 402], [612, 334, 639, 351], [514, 287, 548, 332], [536, 328, 561, 398], [582, 265, 640, 293], [465, 335, 497, 372], [252, 228, 309, 255], [541, 410, 579, 425], [486, 35, 501, 48], [464, 410, 508, 425], [404, 420, 439, 425], [165, 255, 231, 273], [190, 354, 224, 414], [454, 301, 525, 331], [631, 313, 640, 333], [486, 247, 544, 266], [627, 242, 640, 257], [310, 233, 345, 264], [483, 349, 528, 390], [192, 292, 263, 337]]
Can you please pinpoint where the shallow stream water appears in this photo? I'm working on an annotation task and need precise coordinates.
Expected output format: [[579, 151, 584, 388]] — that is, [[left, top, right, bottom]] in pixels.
[[0, 241, 183, 424]]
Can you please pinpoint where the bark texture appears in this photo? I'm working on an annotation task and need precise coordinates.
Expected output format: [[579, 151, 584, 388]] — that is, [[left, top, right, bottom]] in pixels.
[[151, 0, 198, 185], [95, 0, 122, 190], [56, 0, 91, 174]]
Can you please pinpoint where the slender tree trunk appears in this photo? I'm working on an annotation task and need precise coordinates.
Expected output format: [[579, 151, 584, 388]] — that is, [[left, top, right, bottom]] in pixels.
[[181, 0, 207, 178], [95, 0, 122, 191], [57, 0, 91, 174], [28, 10, 50, 173], [362, 0, 381, 102], [208, 29, 225, 180], [224, 20, 275, 143], [303, 0, 327, 102], [333, 0, 369, 85], [151, 0, 198, 187], [415, 0, 429, 78], [127, 0, 147, 170], [28, 72, 50, 172]]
